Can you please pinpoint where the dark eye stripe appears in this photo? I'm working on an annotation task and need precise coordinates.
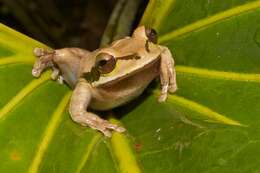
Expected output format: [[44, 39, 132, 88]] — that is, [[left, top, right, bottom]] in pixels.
[[82, 67, 100, 83], [145, 40, 150, 52], [116, 53, 141, 60]]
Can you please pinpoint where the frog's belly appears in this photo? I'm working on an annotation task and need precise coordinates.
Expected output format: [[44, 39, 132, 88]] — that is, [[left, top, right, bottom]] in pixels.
[[89, 62, 159, 110]]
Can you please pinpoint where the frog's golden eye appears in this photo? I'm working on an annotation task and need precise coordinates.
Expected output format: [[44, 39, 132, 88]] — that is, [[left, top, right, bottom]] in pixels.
[[96, 53, 117, 74], [145, 27, 157, 44]]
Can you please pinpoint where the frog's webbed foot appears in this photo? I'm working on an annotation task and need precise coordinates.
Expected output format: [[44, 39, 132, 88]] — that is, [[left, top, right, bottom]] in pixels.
[[32, 48, 63, 83], [74, 113, 125, 137], [69, 80, 126, 137], [158, 47, 177, 102]]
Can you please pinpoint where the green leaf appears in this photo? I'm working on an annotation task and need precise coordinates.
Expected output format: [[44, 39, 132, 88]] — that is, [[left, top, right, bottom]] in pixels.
[[1, 0, 260, 172], [133, 0, 260, 172], [0, 23, 140, 173]]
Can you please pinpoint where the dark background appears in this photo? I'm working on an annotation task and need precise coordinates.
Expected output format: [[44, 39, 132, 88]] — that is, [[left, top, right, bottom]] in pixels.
[[0, 0, 118, 50]]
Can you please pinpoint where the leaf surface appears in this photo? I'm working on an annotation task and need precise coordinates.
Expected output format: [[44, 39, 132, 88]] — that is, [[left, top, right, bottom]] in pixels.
[[132, 0, 260, 172]]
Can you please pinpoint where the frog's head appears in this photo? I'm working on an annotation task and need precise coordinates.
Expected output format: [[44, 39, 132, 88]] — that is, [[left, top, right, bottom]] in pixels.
[[82, 47, 159, 86], [82, 27, 159, 85], [132, 26, 158, 44], [82, 49, 143, 85]]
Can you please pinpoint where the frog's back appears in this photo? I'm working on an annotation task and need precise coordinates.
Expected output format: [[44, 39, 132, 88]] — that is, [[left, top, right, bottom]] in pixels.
[[110, 37, 145, 54]]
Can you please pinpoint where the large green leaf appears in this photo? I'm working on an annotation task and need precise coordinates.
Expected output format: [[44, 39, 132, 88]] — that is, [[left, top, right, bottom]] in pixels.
[[1, 0, 260, 172], [0, 23, 140, 173]]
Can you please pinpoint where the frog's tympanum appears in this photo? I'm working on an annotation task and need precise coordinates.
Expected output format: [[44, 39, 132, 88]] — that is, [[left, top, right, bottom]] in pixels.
[[32, 26, 177, 137]]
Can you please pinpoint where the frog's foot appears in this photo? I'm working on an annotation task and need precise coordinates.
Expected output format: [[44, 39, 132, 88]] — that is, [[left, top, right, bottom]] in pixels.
[[168, 58, 177, 93], [169, 82, 177, 93], [158, 47, 177, 102], [32, 47, 62, 81], [32, 48, 55, 77], [57, 75, 64, 84], [50, 66, 60, 80], [33, 47, 54, 57], [158, 85, 168, 102], [73, 113, 126, 137]]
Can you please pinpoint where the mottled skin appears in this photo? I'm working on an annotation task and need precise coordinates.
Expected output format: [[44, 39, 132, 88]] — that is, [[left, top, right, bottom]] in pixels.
[[32, 26, 177, 137]]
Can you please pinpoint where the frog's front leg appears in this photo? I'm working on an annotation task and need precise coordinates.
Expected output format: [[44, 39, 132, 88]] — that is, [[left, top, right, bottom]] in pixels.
[[69, 79, 126, 137], [32, 47, 88, 87], [158, 46, 177, 102]]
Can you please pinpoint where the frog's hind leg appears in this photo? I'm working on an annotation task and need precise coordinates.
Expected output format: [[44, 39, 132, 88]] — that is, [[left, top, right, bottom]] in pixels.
[[69, 79, 126, 137], [158, 46, 177, 102]]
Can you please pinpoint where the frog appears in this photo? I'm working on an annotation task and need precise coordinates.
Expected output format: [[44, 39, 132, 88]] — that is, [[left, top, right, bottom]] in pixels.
[[32, 26, 177, 137]]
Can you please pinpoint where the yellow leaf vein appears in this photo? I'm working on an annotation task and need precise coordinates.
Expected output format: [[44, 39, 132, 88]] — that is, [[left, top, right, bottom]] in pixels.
[[176, 65, 260, 82], [28, 92, 71, 173], [0, 72, 50, 120], [0, 57, 33, 66], [109, 117, 142, 173], [165, 93, 244, 126], [159, 0, 260, 43], [75, 134, 102, 173]]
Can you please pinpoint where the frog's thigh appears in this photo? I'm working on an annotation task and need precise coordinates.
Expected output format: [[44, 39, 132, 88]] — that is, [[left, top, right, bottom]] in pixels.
[[69, 80, 125, 137]]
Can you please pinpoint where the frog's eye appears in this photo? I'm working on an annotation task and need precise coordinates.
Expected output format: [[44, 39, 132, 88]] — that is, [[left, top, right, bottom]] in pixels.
[[145, 27, 157, 44], [96, 53, 117, 74]]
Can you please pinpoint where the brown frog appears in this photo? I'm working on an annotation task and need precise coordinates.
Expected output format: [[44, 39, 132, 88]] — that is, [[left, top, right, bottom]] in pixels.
[[32, 26, 177, 137]]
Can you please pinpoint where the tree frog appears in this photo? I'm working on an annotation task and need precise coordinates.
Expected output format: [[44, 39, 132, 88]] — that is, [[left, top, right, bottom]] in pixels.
[[32, 26, 177, 137]]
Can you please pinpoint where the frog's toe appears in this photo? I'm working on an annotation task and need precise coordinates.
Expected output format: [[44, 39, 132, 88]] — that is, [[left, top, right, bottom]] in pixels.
[[101, 129, 112, 138], [57, 76, 64, 84], [169, 84, 177, 93], [102, 121, 126, 133], [158, 93, 167, 102], [32, 68, 41, 77], [115, 126, 126, 133], [51, 71, 59, 80], [33, 48, 45, 57], [33, 47, 54, 57]]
